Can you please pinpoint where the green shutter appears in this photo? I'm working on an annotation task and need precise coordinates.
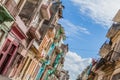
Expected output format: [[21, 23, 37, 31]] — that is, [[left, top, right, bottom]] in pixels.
[[0, 5, 14, 23]]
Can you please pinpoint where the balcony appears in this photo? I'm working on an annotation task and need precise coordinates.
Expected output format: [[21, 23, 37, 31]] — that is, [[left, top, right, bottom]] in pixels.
[[47, 65, 53, 70], [47, 27, 56, 39], [26, 38, 34, 49], [56, 47, 62, 54], [111, 51, 120, 62], [15, 16, 27, 35], [95, 58, 107, 70], [0, 4, 14, 23], [17, 44, 24, 53], [99, 41, 112, 58], [19, 0, 39, 24], [28, 26, 41, 40], [55, 70, 61, 78], [40, 3, 51, 20], [17, 44, 27, 57], [58, 8, 63, 18], [112, 10, 120, 23], [88, 71, 95, 79], [47, 43, 55, 56], [30, 41, 40, 55], [96, 50, 114, 71], [106, 23, 120, 39], [11, 25, 26, 41], [33, 40, 39, 49], [5, 0, 19, 18], [60, 44, 69, 54], [39, 23, 49, 39], [40, 49, 47, 58], [61, 57, 64, 64], [54, 37, 59, 43]]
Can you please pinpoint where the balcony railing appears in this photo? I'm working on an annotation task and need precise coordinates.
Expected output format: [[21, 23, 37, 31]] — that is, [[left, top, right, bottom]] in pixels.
[[95, 58, 107, 70], [17, 44, 27, 57], [106, 23, 120, 39], [96, 50, 114, 70], [47, 27, 56, 39], [99, 41, 112, 58], [60, 44, 68, 54], [111, 51, 120, 62], [56, 47, 62, 54], [33, 40, 39, 50], [61, 57, 64, 64], [40, 49, 47, 58], [58, 8, 63, 18], [15, 16, 27, 34], [17, 44, 24, 53], [40, 3, 51, 20], [28, 26, 41, 40], [47, 65, 53, 70], [55, 70, 61, 78]]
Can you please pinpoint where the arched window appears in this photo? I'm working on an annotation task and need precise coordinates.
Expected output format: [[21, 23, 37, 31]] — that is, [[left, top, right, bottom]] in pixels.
[[112, 73, 120, 80]]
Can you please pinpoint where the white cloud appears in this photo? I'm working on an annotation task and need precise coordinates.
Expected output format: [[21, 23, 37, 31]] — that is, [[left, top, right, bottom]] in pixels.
[[59, 19, 90, 40], [71, 0, 120, 27], [64, 51, 92, 80]]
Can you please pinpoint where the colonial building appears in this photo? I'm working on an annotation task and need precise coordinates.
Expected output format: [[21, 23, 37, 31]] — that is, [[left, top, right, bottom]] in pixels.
[[59, 70, 69, 80], [0, 0, 27, 77], [0, 0, 68, 80], [80, 9, 120, 80]]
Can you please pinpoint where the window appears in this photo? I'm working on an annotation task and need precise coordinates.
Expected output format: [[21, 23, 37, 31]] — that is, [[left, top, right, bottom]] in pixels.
[[0, 29, 5, 42], [43, 20, 49, 25], [9, 44, 16, 55], [2, 39, 11, 52], [0, 54, 3, 60]]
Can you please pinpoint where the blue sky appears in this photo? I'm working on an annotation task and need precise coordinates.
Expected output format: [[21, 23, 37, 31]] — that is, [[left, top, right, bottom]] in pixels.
[[60, 0, 108, 58], [59, 0, 120, 80]]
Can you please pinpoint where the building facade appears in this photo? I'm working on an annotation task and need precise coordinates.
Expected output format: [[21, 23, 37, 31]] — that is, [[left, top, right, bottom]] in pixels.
[[0, 0, 68, 80], [79, 9, 120, 80]]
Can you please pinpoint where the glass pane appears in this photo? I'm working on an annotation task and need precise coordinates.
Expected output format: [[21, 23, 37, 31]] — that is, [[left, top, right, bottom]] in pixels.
[[0, 54, 3, 60], [9, 44, 16, 55], [2, 39, 11, 52]]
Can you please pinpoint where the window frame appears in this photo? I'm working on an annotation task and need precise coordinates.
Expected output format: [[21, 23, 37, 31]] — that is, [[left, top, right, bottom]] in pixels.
[[0, 29, 5, 42]]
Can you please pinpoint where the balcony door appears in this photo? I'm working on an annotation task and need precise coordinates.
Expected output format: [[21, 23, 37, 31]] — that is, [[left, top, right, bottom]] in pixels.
[[0, 39, 18, 75]]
